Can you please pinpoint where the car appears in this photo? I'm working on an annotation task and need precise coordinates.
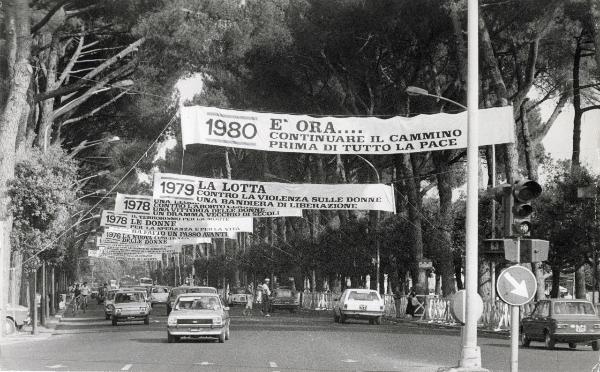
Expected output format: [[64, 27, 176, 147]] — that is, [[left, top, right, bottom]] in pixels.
[[166, 293, 230, 343], [111, 291, 151, 326], [270, 286, 300, 313], [166, 286, 218, 315], [520, 299, 600, 350], [5, 304, 31, 334], [104, 289, 120, 320], [149, 286, 170, 306], [333, 288, 384, 325], [228, 287, 250, 306]]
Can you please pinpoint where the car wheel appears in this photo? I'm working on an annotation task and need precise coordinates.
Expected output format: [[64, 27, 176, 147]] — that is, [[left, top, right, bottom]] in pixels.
[[568, 342, 577, 349], [144, 315, 150, 325], [375, 316, 382, 325], [339, 314, 346, 324], [544, 330, 555, 350], [167, 333, 177, 343], [218, 332, 225, 343], [112, 316, 118, 326], [105, 314, 110, 320], [4, 317, 17, 335], [519, 329, 531, 347], [333, 312, 339, 323], [225, 325, 230, 340], [592, 341, 599, 351], [166, 306, 171, 316]]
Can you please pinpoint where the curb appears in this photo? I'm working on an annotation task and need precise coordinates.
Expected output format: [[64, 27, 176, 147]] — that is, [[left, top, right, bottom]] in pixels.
[[385, 317, 510, 339]]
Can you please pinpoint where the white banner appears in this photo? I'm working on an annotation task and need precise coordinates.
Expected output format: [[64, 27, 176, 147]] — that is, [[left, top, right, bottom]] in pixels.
[[104, 226, 236, 241], [114, 193, 302, 218], [100, 210, 253, 233], [153, 173, 396, 212], [100, 230, 213, 246], [181, 105, 515, 154]]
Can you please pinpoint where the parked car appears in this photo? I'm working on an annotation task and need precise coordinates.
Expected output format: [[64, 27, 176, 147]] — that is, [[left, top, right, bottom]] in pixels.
[[111, 291, 151, 326], [228, 287, 249, 306], [167, 286, 218, 315], [5, 304, 30, 334], [270, 286, 300, 313], [166, 293, 230, 343], [333, 288, 384, 325], [149, 286, 170, 307], [520, 299, 600, 350]]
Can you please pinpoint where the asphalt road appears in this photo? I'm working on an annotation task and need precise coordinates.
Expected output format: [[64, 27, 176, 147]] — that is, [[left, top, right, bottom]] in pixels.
[[1, 302, 599, 372]]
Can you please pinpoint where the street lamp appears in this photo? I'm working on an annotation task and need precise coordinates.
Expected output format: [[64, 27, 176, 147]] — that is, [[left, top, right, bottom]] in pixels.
[[71, 170, 110, 187], [405, 86, 467, 110], [75, 189, 107, 202], [70, 136, 120, 156], [354, 155, 382, 294]]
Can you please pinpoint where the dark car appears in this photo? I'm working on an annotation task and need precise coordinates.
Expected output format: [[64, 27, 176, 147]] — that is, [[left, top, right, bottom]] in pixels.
[[520, 299, 600, 350], [270, 286, 300, 313]]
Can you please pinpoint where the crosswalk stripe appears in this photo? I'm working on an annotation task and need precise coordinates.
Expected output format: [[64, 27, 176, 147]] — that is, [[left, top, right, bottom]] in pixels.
[[269, 361, 278, 368], [121, 364, 132, 370]]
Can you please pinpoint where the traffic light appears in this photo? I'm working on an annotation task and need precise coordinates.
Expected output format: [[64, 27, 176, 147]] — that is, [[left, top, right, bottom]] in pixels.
[[511, 179, 542, 237], [488, 183, 514, 237]]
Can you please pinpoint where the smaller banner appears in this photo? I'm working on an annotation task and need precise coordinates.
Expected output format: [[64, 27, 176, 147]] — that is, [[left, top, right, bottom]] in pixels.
[[99, 230, 213, 246], [153, 173, 396, 213], [114, 193, 302, 218], [180, 105, 515, 155], [100, 210, 253, 233]]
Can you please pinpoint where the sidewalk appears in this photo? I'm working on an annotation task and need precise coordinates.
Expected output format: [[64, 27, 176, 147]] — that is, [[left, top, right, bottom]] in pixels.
[[0, 308, 66, 346]]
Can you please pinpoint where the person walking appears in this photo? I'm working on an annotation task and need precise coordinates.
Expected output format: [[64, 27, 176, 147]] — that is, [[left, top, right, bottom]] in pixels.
[[261, 278, 271, 317]]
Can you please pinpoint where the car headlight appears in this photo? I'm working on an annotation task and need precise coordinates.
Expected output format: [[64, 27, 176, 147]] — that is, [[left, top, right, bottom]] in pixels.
[[213, 317, 222, 325], [115, 308, 122, 314], [556, 324, 568, 329], [167, 317, 177, 326]]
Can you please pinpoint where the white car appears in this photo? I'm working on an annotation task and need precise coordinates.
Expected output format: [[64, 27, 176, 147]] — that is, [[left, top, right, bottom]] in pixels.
[[167, 293, 230, 343], [149, 286, 170, 306], [111, 291, 151, 326], [333, 288, 384, 325]]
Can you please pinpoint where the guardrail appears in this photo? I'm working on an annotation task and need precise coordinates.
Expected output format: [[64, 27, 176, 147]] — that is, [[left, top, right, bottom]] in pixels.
[[299, 291, 538, 330]]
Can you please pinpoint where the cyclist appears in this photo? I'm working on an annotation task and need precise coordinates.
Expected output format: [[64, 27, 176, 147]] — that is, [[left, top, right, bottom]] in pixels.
[[80, 282, 91, 313], [72, 284, 81, 315]]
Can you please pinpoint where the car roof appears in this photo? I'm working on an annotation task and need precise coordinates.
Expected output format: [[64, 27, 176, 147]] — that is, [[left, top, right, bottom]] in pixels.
[[176, 293, 220, 299], [345, 288, 378, 293], [171, 286, 217, 291]]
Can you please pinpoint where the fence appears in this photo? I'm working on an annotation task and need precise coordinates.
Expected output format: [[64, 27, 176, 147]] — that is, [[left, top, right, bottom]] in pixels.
[[299, 291, 537, 331]]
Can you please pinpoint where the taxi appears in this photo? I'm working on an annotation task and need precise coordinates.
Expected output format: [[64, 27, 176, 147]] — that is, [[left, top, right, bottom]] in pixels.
[[520, 299, 600, 350], [166, 293, 230, 343]]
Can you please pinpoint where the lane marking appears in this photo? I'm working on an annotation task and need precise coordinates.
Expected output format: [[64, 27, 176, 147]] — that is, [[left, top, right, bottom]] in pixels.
[[194, 362, 214, 366], [46, 365, 66, 369], [342, 359, 358, 363], [269, 361, 278, 368], [121, 364, 132, 370]]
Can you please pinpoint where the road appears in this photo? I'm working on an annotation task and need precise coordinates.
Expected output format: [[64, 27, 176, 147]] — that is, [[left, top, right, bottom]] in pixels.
[[1, 302, 599, 371]]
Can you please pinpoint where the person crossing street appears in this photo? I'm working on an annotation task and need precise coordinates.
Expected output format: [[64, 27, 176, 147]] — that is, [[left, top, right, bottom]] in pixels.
[[261, 278, 271, 317]]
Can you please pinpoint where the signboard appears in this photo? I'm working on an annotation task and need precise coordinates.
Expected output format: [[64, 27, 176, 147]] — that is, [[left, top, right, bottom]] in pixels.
[[450, 290, 484, 324], [496, 265, 537, 306], [100, 210, 253, 233], [180, 105, 515, 155], [114, 193, 303, 218], [153, 173, 396, 212]]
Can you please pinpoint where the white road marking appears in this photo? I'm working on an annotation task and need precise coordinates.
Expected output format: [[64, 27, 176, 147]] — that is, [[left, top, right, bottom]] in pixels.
[[194, 362, 214, 366], [46, 365, 66, 369], [121, 364, 132, 370], [269, 361, 278, 368], [342, 359, 358, 363]]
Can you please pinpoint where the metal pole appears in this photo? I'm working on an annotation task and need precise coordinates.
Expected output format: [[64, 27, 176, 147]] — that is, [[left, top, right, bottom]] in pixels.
[[510, 238, 521, 372], [50, 266, 56, 316], [30, 271, 37, 335], [459, 0, 482, 368], [41, 262, 46, 326]]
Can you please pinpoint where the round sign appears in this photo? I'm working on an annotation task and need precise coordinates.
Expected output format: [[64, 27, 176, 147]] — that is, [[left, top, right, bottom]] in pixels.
[[450, 289, 484, 324], [496, 265, 537, 306]]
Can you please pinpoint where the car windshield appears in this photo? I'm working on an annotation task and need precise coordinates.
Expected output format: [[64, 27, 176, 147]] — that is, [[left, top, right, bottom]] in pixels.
[[177, 297, 221, 310], [348, 291, 379, 301], [114, 292, 143, 303], [153, 287, 169, 293], [554, 301, 596, 315], [276, 289, 293, 297]]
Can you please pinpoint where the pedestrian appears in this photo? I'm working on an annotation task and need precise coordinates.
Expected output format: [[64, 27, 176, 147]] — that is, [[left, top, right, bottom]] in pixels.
[[261, 278, 271, 317], [405, 290, 418, 318]]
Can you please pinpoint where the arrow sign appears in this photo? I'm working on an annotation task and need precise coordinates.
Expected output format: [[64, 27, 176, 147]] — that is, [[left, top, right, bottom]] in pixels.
[[504, 272, 529, 298], [496, 265, 537, 306]]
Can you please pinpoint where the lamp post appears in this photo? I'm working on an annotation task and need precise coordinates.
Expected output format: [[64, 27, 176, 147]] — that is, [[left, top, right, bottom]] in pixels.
[[406, 86, 467, 110], [69, 136, 120, 156], [355, 155, 382, 294], [75, 189, 107, 202]]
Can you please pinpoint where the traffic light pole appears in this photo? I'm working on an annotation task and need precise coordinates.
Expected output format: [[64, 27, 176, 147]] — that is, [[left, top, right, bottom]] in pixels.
[[510, 237, 520, 372]]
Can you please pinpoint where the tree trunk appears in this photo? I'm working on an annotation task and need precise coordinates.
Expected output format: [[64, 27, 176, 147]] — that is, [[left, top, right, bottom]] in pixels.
[[588, 0, 600, 73], [550, 266, 561, 298], [0, 0, 33, 336]]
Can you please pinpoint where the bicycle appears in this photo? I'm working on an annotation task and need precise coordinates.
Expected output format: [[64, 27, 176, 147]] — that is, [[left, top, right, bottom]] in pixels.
[[71, 295, 81, 315], [80, 294, 88, 313]]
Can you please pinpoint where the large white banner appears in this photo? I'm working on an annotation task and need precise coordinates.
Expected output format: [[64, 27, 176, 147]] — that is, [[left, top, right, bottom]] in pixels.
[[100, 210, 254, 233], [114, 193, 302, 218], [181, 105, 515, 155], [100, 229, 213, 246], [153, 173, 396, 213], [89, 248, 163, 261]]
